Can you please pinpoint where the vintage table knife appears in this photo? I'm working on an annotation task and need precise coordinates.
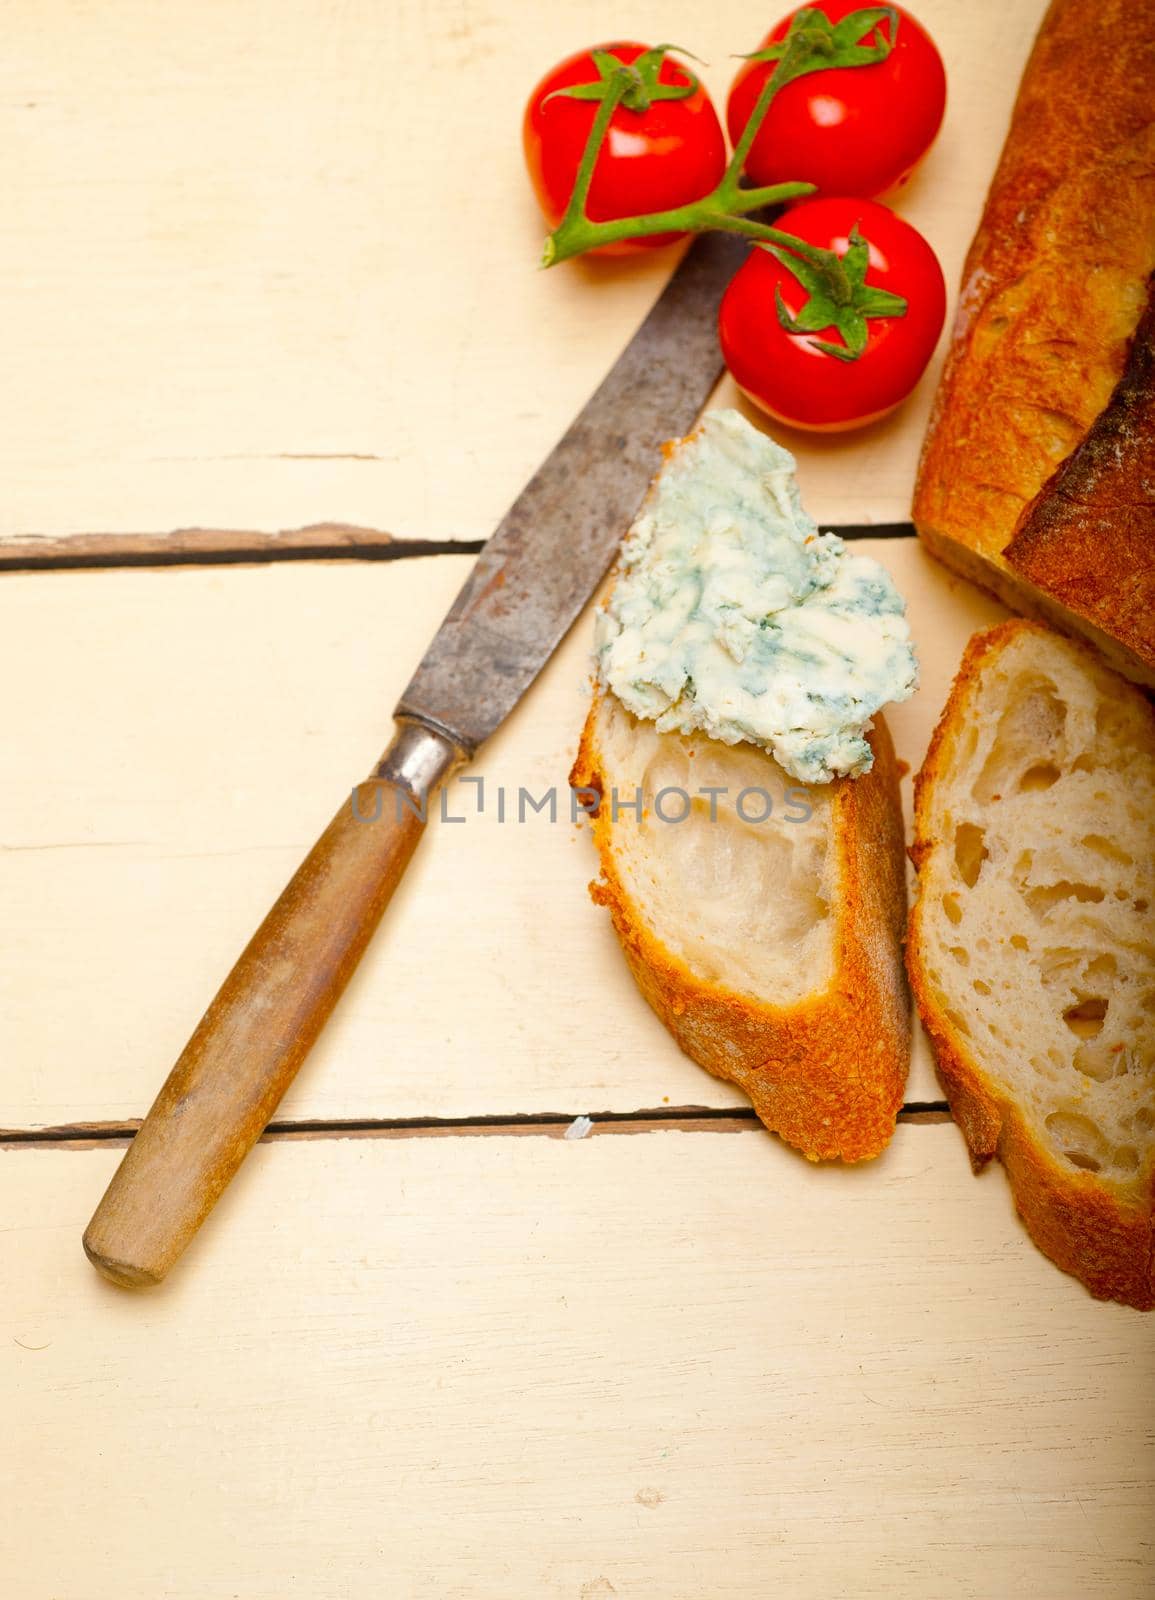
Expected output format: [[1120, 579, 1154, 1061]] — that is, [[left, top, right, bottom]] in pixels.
[[83, 232, 747, 1286]]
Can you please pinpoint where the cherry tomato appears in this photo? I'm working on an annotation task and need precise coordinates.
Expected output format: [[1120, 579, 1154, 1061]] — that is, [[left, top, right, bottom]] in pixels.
[[718, 197, 946, 432], [523, 43, 727, 256], [727, 2, 946, 198]]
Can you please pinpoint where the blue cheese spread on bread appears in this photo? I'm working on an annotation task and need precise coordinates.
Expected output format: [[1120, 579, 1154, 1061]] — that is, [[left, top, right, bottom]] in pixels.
[[594, 409, 917, 785]]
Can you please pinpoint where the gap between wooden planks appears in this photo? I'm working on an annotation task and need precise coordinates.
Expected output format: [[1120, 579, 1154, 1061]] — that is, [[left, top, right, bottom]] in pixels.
[[1, 1104, 954, 1150], [0, 527, 483, 570], [0, 523, 914, 573]]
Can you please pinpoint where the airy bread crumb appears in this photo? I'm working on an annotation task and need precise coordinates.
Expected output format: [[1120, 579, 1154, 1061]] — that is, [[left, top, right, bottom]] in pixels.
[[572, 691, 910, 1163], [909, 619, 1155, 1308]]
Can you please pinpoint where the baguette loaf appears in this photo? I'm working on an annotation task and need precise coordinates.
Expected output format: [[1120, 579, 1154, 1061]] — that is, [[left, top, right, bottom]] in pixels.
[[1003, 281, 1155, 675], [572, 691, 909, 1162], [912, 0, 1155, 687], [908, 620, 1155, 1308]]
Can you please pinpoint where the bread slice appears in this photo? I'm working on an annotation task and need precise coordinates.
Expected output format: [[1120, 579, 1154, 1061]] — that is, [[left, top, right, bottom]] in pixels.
[[908, 620, 1155, 1308], [1003, 282, 1155, 677], [912, 0, 1155, 688], [571, 690, 909, 1162]]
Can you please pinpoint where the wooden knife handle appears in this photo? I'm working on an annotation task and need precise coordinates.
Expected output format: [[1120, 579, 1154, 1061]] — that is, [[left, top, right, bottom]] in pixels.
[[83, 719, 463, 1288]]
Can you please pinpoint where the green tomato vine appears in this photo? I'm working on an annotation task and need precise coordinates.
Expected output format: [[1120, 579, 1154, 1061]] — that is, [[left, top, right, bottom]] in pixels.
[[540, 7, 908, 362]]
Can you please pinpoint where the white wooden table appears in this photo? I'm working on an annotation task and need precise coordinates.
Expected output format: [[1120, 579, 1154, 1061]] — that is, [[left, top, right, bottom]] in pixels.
[[3, 3, 1152, 1596]]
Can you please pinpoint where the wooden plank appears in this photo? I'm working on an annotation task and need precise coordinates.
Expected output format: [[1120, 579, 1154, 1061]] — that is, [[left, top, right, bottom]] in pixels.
[[3, 1128, 1151, 1598], [0, 542, 1007, 1129], [0, 0, 1047, 557]]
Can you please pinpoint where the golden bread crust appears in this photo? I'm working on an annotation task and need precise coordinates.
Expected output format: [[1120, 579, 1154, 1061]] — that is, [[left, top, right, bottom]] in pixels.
[[1003, 283, 1155, 674], [907, 619, 1155, 1310], [572, 699, 910, 1163], [913, 0, 1155, 684]]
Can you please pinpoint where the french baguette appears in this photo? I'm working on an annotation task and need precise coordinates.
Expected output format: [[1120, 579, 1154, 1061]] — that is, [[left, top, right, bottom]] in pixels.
[[572, 691, 909, 1162], [912, 0, 1155, 687], [908, 620, 1155, 1309], [1003, 281, 1155, 676]]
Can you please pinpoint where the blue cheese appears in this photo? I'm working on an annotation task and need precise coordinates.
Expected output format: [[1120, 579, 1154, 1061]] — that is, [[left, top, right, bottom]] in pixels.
[[594, 409, 917, 785]]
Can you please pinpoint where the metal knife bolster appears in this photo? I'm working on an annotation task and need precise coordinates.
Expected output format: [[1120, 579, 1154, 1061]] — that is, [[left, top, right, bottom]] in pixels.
[[394, 230, 748, 756], [374, 717, 465, 799]]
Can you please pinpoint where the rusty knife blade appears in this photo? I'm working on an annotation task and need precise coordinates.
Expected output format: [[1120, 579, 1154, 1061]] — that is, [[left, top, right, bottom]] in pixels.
[[395, 231, 747, 752]]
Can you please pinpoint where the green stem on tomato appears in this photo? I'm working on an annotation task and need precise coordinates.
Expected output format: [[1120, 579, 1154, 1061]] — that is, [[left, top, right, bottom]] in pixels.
[[544, 36, 828, 268], [728, 182, 816, 215], [717, 34, 806, 203], [553, 70, 631, 236], [544, 186, 816, 267]]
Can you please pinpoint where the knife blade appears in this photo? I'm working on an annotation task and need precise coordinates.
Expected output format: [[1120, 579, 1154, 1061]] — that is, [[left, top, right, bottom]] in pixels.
[[398, 229, 746, 751], [82, 230, 747, 1288]]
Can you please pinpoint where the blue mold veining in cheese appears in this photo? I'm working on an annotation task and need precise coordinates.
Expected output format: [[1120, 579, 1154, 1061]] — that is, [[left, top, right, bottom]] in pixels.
[[594, 409, 917, 785]]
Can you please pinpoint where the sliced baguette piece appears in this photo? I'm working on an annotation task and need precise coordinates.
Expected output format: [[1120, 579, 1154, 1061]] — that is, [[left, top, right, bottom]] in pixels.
[[571, 690, 909, 1162], [908, 620, 1155, 1308]]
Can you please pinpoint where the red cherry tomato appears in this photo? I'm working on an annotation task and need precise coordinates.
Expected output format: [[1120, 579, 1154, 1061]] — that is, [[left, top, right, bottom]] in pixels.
[[718, 197, 946, 432], [523, 44, 727, 256], [727, 2, 946, 198]]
